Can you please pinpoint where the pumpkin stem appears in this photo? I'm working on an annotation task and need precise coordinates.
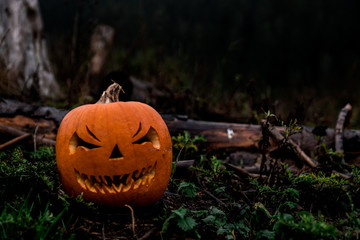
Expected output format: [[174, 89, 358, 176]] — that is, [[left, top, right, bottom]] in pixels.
[[96, 83, 124, 103]]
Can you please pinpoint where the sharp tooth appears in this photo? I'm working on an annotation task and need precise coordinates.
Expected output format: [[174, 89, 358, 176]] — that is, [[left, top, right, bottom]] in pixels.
[[133, 170, 141, 179], [76, 171, 87, 189], [133, 178, 142, 189], [101, 176, 109, 185], [147, 176, 153, 184], [123, 179, 134, 192], [104, 176, 113, 185], [94, 183, 105, 194], [126, 174, 132, 185], [94, 176, 102, 183], [103, 184, 116, 194], [141, 175, 149, 185], [149, 167, 155, 179], [84, 179, 97, 193], [112, 183, 123, 193]]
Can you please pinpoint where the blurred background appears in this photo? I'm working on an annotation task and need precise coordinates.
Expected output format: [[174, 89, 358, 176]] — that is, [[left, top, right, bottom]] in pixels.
[[3, 0, 360, 127]]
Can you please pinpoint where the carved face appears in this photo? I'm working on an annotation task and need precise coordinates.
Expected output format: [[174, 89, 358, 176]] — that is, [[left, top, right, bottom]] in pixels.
[[56, 102, 172, 207]]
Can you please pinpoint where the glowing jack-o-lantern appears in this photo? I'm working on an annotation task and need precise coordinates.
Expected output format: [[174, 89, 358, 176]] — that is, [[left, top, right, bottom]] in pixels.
[[56, 84, 172, 207]]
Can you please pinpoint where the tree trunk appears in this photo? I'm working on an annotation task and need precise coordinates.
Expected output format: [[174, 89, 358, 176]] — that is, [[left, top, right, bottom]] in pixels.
[[0, 0, 62, 100], [83, 24, 115, 98]]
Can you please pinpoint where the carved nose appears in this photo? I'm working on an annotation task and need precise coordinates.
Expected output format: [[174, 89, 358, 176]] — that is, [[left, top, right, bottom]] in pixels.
[[110, 144, 123, 159]]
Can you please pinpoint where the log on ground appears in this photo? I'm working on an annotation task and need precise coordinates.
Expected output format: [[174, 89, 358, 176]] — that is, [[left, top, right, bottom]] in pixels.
[[1, 99, 360, 158]]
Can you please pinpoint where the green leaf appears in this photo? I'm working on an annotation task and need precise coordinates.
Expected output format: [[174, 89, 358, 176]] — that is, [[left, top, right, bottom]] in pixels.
[[193, 210, 208, 218], [177, 216, 197, 232], [210, 207, 225, 216], [178, 181, 198, 199], [164, 207, 197, 233], [172, 207, 187, 219], [257, 229, 275, 239], [202, 215, 216, 223]]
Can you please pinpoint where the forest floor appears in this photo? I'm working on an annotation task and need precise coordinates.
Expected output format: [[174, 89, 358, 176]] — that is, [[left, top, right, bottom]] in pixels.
[[1, 113, 360, 240]]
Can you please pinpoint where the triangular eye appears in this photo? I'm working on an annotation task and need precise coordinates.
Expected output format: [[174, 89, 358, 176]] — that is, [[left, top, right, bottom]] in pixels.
[[110, 144, 123, 159], [69, 132, 101, 154], [133, 127, 160, 149]]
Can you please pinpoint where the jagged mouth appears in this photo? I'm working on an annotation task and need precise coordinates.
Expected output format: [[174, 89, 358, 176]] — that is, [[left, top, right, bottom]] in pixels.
[[74, 162, 156, 194]]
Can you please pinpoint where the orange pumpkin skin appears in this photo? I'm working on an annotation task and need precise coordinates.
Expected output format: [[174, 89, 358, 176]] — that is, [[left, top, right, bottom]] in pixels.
[[56, 102, 172, 207]]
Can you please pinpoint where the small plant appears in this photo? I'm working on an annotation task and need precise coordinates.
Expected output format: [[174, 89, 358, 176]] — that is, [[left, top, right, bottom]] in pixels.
[[293, 171, 352, 215], [281, 119, 302, 140], [177, 181, 199, 199], [337, 204, 360, 238], [0, 146, 58, 192], [351, 165, 360, 184], [249, 179, 300, 221], [210, 155, 222, 175], [161, 206, 199, 238], [295, 172, 349, 191], [249, 202, 274, 239], [316, 142, 343, 165], [0, 191, 69, 240], [273, 212, 338, 240], [172, 131, 205, 159], [191, 155, 232, 198], [203, 206, 249, 239]]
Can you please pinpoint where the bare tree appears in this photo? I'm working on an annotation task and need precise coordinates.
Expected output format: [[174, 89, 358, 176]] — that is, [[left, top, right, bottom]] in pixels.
[[0, 0, 62, 100]]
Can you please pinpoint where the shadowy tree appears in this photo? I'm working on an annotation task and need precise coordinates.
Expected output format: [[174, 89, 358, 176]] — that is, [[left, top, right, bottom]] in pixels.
[[0, 0, 62, 100]]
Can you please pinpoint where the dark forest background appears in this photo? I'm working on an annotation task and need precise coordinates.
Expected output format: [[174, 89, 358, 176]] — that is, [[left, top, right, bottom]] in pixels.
[[38, 0, 360, 127]]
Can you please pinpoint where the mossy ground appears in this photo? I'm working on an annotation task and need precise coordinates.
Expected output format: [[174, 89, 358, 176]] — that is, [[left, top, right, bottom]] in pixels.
[[1, 129, 360, 239]]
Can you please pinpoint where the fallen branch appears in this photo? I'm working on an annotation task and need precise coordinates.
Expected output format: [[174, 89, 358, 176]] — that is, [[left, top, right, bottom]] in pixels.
[[175, 160, 195, 169], [332, 170, 352, 180], [335, 104, 352, 162], [267, 124, 317, 168], [125, 204, 136, 237], [224, 163, 259, 178], [202, 189, 227, 207], [138, 227, 157, 240], [0, 133, 31, 150], [1, 99, 360, 157], [0, 123, 55, 147]]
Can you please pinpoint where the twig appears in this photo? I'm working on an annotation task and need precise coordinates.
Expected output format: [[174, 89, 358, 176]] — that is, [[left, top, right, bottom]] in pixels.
[[138, 227, 157, 240], [171, 139, 190, 178], [33, 125, 39, 158], [125, 204, 136, 237], [335, 104, 352, 163], [0, 133, 31, 150], [224, 162, 258, 178], [102, 222, 106, 240], [243, 165, 297, 175], [172, 160, 195, 178], [175, 139, 189, 164], [175, 160, 194, 169], [202, 189, 227, 207], [164, 191, 181, 198], [268, 126, 317, 168], [259, 119, 271, 179], [0, 123, 55, 146], [332, 170, 352, 180]]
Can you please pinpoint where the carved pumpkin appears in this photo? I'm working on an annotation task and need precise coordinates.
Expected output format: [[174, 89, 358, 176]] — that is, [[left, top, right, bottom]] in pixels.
[[56, 84, 172, 207]]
